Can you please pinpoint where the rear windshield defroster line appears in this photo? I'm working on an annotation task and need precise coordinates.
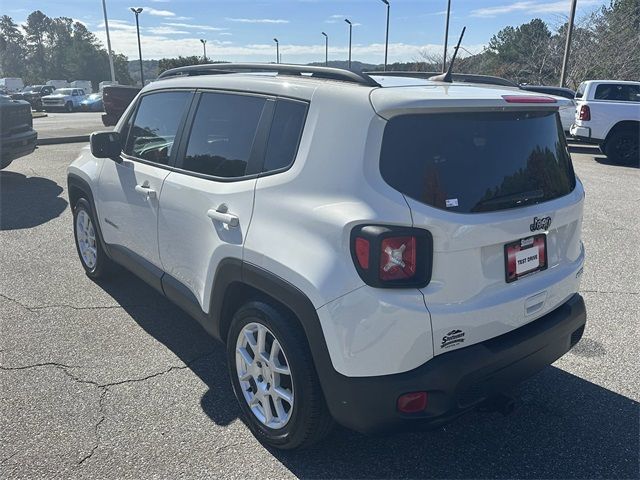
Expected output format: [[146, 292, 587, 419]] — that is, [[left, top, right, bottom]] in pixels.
[[379, 111, 576, 214]]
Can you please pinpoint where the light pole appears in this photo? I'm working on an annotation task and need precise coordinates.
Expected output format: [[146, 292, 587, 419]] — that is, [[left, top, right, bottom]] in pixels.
[[101, 0, 116, 83], [345, 18, 352, 69], [443, 0, 452, 72], [321, 32, 328, 66], [130, 7, 144, 86], [200, 39, 207, 63], [273, 38, 279, 64], [381, 0, 390, 71], [560, 0, 578, 87]]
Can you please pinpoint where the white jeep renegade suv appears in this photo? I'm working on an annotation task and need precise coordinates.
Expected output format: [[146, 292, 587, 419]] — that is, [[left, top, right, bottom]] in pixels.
[[68, 64, 586, 450]]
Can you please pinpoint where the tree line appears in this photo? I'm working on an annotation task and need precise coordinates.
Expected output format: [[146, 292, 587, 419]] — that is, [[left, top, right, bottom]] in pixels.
[[2, 1, 637, 91], [392, 0, 638, 89], [0, 10, 131, 89]]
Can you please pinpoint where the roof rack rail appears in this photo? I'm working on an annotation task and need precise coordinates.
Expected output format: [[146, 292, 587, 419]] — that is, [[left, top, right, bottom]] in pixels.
[[157, 63, 381, 87], [365, 71, 518, 88]]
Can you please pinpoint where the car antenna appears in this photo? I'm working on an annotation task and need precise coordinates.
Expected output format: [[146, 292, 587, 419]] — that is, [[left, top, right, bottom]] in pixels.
[[430, 26, 466, 83]]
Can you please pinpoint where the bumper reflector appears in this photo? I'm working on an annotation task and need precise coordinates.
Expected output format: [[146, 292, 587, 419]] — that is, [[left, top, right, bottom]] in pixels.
[[397, 391, 428, 413]]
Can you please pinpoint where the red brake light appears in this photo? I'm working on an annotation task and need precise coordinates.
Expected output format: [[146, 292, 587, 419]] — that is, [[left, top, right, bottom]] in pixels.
[[578, 105, 591, 121], [354, 237, 370, 269], [350, 225, 432, 288], [502, 95, 556, 104], [379, 236, 417, 281], [397, 392, 428, 413]]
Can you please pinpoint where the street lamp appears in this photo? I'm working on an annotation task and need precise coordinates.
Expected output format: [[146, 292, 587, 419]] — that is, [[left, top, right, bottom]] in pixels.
[[273, 38, 279, 64], [101, 0, 116, 83], [321, 32, 328, 66], [345, 18, 352, 69], [130, 7, 144, 86], [380, 0, 390, 71], [200, 39, 207, 63], [443, 0, 452, 72], [560, 0, 578, 87]]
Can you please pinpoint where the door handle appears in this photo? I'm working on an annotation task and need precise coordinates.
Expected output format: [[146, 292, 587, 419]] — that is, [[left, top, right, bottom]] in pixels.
[[207, 204, 239, 228], [134, 184, 156, 199]]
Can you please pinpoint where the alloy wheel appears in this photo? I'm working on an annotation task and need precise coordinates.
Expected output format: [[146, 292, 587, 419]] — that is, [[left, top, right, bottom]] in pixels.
[[76, 209, 97, 269], [235, 322, 294, 429]]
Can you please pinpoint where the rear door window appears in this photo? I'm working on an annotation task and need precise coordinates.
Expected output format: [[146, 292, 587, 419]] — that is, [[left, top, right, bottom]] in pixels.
[[380, 111, 576, 213], [124, 91, 192, 165], [180, 92, 267, 178], [594, 84, 640, 102]]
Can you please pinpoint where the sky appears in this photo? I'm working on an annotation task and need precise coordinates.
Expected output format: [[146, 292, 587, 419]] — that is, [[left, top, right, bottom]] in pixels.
[[6, 0, 608, 65]]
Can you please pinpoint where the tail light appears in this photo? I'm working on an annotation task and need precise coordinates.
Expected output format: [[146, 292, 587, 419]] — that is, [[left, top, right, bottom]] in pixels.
[[351, 225, 432, 288], [578, 105, 591, 121]]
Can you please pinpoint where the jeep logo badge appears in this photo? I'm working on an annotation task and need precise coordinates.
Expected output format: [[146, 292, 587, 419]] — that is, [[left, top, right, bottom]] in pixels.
[[530, 216, 552, 232]]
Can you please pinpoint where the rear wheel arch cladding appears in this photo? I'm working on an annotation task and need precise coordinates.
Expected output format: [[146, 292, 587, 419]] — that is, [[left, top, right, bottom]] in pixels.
[[213, 261, 336, 399]]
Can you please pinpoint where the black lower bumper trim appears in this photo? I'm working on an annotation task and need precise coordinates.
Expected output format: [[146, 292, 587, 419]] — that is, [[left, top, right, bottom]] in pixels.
[[1, 130, 38, 167], [321, 294, 587, 433]]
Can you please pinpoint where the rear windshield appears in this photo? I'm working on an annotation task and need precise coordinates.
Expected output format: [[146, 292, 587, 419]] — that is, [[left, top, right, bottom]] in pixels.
[[380, 111, 576, 213], [594, 84, 640, 102]]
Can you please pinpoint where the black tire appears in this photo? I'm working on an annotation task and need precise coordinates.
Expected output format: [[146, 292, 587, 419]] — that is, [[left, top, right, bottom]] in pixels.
[[65, 101, 73, 113], [72, 198, 114, 279], [604, 129, 639, 166], [227, 301, 334, 449]]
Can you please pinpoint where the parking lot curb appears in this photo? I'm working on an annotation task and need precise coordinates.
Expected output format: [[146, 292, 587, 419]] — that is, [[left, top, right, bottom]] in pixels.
[[38, 135, 90, 146]]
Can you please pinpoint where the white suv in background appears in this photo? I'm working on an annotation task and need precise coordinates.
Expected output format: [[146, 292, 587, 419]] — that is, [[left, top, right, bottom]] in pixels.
[[68, 64, 587, 450]]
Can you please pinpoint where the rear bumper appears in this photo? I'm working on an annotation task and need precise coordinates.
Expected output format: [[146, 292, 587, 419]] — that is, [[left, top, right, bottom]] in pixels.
[[1, 129, 38, 168], [569, 125, 602, 145], [321, 293, 586, 433]]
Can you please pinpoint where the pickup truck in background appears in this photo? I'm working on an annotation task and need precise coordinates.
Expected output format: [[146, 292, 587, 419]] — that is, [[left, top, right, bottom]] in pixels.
[[571, 80, 639, 165], [101, 85, 140, 126], [41, 88, 86, 113], [11, 85, 56, 111], [0, 95, 37, 169]]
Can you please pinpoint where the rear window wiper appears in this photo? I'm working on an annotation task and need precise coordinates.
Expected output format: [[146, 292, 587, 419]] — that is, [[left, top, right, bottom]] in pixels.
[[473, 189, 545, 209]]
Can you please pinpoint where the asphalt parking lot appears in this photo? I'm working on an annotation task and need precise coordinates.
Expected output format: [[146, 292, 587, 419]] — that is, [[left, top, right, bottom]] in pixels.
[[33, 112, 105, 141], [0, 143, 638, 479]]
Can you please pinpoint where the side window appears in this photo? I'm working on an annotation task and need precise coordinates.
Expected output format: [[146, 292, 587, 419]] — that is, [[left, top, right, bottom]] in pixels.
[[575, 83, 585, 99], [263, 99, 308, 173], [181, 92, 266, 178], [125, 91, 191, 165]]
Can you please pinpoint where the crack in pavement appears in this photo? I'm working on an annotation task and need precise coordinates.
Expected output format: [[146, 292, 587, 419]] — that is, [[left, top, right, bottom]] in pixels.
[[78, 388, 107, 466], [0, 361, 81, 371], [1, 350, 218, 468], [0, 291, 155, 312], [1, 452, 18, 465], [580, 289, 639, 296]]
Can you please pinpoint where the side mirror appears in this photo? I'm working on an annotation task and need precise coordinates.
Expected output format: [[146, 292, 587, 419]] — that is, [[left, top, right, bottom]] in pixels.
[[90, 131, 122, 161]]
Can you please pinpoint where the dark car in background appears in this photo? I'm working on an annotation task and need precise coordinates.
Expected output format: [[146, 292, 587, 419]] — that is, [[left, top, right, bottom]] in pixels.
[[80, 93, 104, 112], [0, 96, 37, 169], [11, 85, 56, 111]]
